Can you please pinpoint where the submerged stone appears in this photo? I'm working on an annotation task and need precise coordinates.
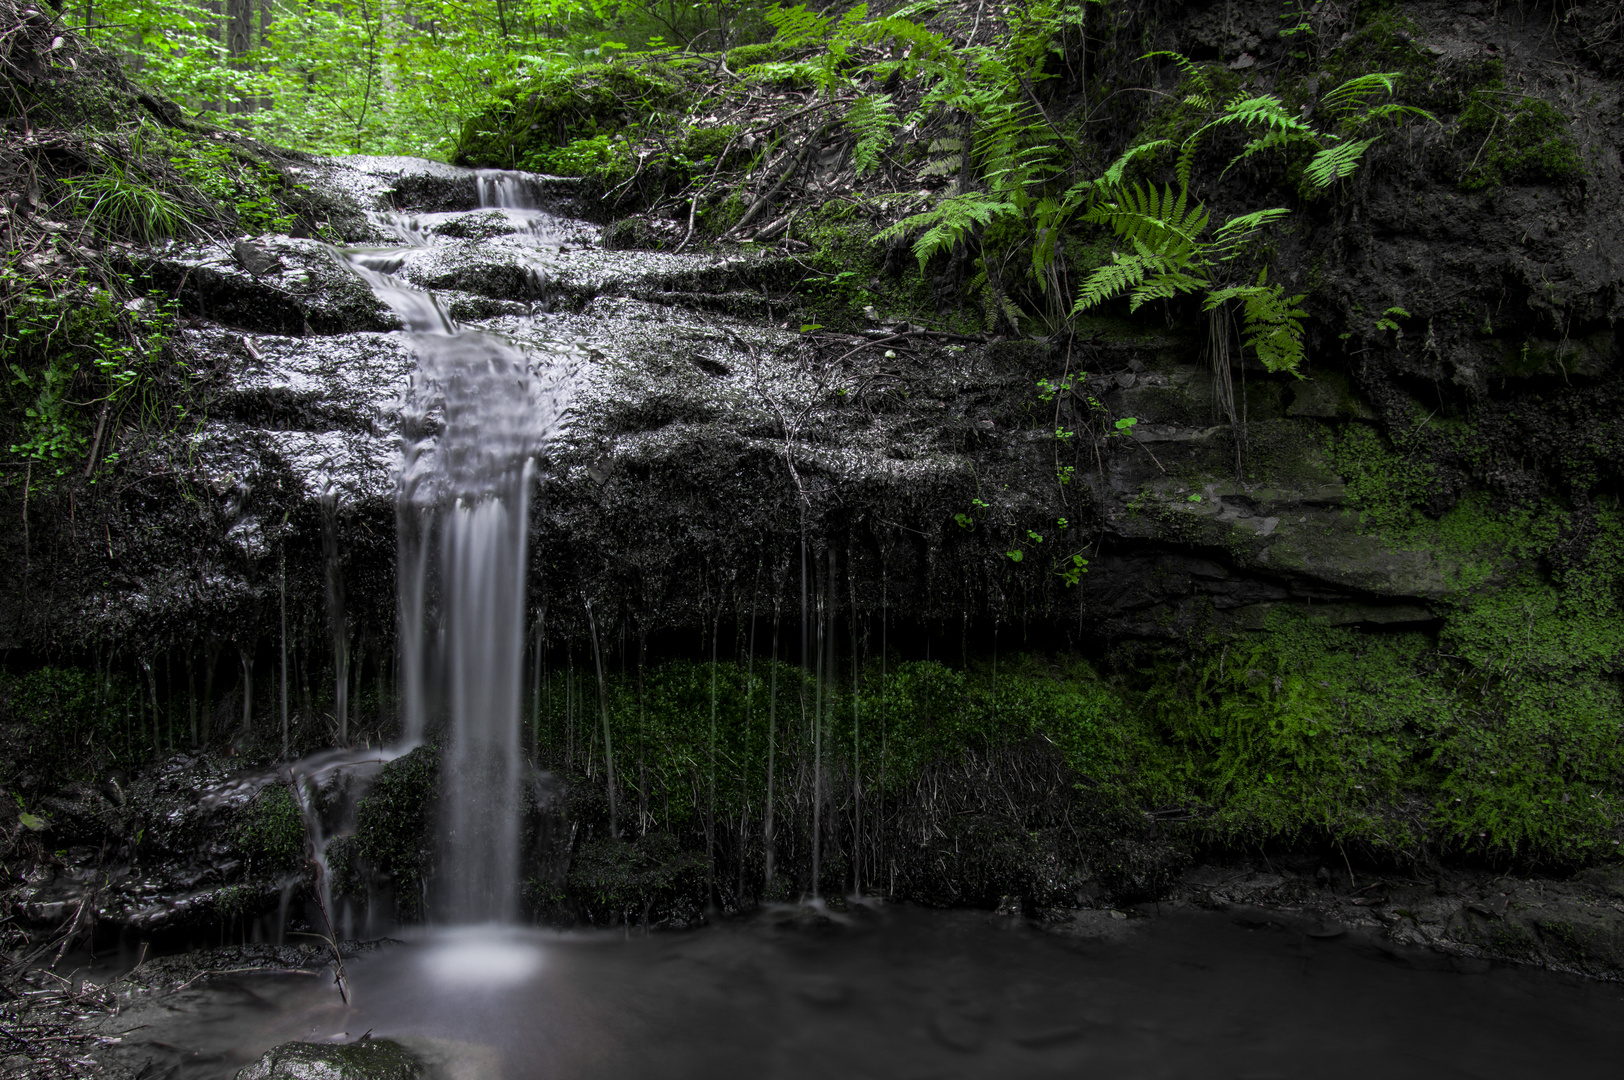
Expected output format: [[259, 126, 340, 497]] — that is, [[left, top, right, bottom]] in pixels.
[[236, 1038, 426, 1080]]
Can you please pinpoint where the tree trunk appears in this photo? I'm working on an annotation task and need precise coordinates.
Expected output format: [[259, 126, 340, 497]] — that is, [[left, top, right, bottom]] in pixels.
[[226, 0, 253, 113]]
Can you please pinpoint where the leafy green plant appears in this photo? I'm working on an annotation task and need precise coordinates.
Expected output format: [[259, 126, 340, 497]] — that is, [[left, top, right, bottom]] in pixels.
[[847, 93, 900, 176], [67, 155, 193, 243], [4, 271, 178, 479]]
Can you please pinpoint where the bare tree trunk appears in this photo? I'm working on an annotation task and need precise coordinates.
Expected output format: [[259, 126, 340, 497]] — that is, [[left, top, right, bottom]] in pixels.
[[240, 644, 254, 735], [257, 0, 274, 111], [226, 0, 253, 113]]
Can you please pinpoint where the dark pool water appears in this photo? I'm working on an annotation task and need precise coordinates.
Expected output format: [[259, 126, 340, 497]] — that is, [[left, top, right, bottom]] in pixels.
[[104, 904, 1624, 1079]]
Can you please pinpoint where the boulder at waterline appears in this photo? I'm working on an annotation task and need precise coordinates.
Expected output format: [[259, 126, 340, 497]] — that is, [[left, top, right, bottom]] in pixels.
[[236, 1038, 427, 1080]]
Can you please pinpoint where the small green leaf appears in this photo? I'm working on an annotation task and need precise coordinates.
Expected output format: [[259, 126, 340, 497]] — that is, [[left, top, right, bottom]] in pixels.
[[18, 812, 46, 832], [800, 323, 823, 333], [1006, 550, 1024, 562]]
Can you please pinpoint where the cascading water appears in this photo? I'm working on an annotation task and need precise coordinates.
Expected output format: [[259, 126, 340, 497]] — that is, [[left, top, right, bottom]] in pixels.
[[343, 170, 580, 923]]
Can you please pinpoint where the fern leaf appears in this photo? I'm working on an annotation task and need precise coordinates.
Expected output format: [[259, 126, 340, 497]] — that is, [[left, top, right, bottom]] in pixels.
[[1140, 50, 1213, 100], [1129, 268, 1209, 311], [1222, 127, 1317, 177], [765, 3, 834, 45], [1304, 137, 1377, 187], [875, 192, 1022, 269], [1211, 207, 1291, 256], [1220, 94, 1315, 135], [1321, 72, 1397, 115], [847, 93, 899, 175], [1073, 253, 1154, 313], [1099, 140, 1171, 187], [1356, 102, 1439, 125], [1204, 272, 1308, 375], [851, 14, 957, 73]]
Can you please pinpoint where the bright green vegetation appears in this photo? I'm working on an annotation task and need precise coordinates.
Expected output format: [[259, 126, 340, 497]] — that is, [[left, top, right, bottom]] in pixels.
[[2, 269, 180, 479], [2, 92, 316, 489], [1458, 92, 1585, 190], [233, 785, 306, 875], [75, 0, 775, 158], [339, 744, 439, 918], [518, 602, 1623, 867]]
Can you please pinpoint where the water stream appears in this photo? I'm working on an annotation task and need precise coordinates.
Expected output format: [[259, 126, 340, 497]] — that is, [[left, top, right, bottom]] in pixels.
[[96, 906, 1624, 1079], [337, 172, 580, 922]]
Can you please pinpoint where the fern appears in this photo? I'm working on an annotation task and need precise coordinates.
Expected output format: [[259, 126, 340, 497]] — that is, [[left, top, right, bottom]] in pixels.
[[1074, 252, 1156, 311], [765, 3, 835, 46], [1085, 182, 1209, 257], [1203, 271, 1308, 375], [852, 14, 957, 69], [1321, 72, 1398, 116], [1210, 208, 1292, 258], [875, 192, 1023, 269], [847, 93, 899, 175], [1099, 140, 1171, 187], [1303, 137, 1377, 188], [1142, 50, 1214, 102]]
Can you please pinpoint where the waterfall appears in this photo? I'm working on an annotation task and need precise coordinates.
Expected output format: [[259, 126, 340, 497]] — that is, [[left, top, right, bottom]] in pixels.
[[343, 168, 579, 923]]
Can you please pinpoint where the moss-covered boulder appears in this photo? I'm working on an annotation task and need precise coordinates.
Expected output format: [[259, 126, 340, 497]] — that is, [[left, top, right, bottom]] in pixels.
[[236, 1038, 425, 1080]]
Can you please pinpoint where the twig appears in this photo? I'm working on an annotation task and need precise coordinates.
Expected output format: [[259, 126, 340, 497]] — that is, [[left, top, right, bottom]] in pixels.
[[726, 127, 824, 239], [174, 966, 318, 992]]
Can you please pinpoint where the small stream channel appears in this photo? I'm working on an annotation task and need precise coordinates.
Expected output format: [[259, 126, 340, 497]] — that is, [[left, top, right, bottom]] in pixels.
[[92, 906, 1624, 1078]]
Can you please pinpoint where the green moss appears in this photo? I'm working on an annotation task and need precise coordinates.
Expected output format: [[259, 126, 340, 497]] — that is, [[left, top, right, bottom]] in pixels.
[[1459, 93, 1585, 189], [1323, 421, 1440, 535], [2, 271, 179, 482], [790, 206, 950, 331], [725, 42, 791, 69], [453, 63, 682, 169], [233, 786, 305, 875], [348, 744, 439, 919]]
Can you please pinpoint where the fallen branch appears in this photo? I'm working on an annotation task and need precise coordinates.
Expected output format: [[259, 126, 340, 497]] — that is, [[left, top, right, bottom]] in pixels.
[[174, 966, 319, 992], [726, 125, 824, 239]]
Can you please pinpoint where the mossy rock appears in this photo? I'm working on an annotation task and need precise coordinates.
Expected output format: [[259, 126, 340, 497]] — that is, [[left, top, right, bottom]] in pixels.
[[346, 744, 438, 920], [232, 786, 305, 876], [725, 42, 791, 69], [1459, 93, 1584, 190], [236, 1038, 425, 1080]]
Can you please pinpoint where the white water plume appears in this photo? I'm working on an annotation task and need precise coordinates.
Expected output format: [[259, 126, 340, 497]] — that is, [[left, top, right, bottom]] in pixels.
[[335, 166, 581, 923]]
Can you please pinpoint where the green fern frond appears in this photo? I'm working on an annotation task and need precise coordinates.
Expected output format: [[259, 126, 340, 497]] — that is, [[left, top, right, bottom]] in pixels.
[[1321, 72, 1398, 115], [1217, 94, 1314, 135], [1087, 182, 1210, 256], [1211, 208, 1291, 256], [765, 3, 834, 45], [1073, 252, 1155, 313], [1129, 268, 1209, 311], [1355, 102, 1439, 126], [1100, 140, 1172, 187], [1304, 137, 1377, 187], [1141, 50, 1214, 100], [1204, 271, 1308, 375], [1223, 128, 1317, 177], [875, 192, 1023, 269], [847, 93, 900, 175], [852, 14, 958, 72]]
